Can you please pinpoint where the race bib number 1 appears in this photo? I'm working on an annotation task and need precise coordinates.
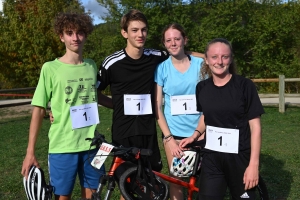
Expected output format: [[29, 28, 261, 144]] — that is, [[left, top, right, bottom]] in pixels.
[[70, 102, 99, 129], [124, 94, 152, 115], [205, 125, 239, 154], [170, 95, 199, 115]]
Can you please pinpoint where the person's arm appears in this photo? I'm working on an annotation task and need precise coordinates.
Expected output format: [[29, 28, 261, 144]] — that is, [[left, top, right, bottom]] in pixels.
[[21, 106, 45, 179], [179, 114, 206, 150], [243, 117, 261, 190], [97, 90, 113, 109], [154, 84, 183, 158], [186, 51, 205, 59]]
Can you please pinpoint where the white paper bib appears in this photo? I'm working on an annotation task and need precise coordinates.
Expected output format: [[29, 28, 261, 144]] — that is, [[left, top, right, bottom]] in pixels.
[[205, 125, 239, 154], [124, 94, 152, 115], [70, 102, 99, 129], [170, 94, 199, 115]]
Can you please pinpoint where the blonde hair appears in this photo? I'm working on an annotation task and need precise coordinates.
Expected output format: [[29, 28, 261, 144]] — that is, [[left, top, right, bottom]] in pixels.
[[200, 38, 236, 80]]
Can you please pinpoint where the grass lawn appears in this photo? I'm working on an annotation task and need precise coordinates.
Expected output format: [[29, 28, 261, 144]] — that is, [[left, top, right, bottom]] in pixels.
[[0, 106, 299, 199]]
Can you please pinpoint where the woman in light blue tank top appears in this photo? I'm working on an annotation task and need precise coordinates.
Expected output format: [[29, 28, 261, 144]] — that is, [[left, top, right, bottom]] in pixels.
[[154, 23, 204, 200]]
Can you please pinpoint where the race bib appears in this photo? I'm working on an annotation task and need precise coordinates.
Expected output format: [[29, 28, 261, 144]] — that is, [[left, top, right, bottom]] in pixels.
[[124, 94, 152, 115], [70, 102, 99, 129], [205, 125, 239, 154], [91, 143, 114, 169], [170, 95, 199, 115]]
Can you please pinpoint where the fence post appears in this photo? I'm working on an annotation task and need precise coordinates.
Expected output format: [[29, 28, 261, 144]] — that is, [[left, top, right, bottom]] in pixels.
[[279, 75, 285, 113]]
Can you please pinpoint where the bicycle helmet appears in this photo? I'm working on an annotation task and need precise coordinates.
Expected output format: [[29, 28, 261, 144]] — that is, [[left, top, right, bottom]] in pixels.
[[23, 166, 53, 200], [170, 151, 197, 177]]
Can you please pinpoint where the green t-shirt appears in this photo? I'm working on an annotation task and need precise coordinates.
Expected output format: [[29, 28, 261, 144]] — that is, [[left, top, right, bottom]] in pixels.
[[32, 58, 99, 153]]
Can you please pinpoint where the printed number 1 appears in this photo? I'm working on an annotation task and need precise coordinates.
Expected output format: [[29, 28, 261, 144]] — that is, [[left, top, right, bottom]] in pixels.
[[136, 102, 140, 111], [183, 102, 187, 110], [218, 136, 222, 146], [83, 112, 87, 121]]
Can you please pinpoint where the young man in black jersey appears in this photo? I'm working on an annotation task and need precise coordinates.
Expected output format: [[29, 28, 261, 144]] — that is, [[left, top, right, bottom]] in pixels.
[[98, 9, 168, 173], [97, 9, 204, 174]]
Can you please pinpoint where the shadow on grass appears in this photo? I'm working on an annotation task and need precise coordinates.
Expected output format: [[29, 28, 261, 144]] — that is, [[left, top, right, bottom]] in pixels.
[[260, 153, 292, 200]]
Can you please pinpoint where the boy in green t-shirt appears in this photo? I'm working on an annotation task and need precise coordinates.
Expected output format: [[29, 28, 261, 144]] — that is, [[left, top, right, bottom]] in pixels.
[[21, 12, 105, 200]]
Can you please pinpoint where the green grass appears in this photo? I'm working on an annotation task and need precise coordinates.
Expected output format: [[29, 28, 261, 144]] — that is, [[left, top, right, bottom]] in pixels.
[[0, 106, 299, 199]]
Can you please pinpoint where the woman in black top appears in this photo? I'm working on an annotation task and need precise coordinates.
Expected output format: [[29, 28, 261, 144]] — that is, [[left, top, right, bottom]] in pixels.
[[179, 38, 264, 199]]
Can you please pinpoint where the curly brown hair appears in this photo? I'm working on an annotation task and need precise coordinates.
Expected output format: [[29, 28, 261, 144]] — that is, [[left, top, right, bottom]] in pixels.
[[200, 38, 237, 80], [54, 12, 93, 36]]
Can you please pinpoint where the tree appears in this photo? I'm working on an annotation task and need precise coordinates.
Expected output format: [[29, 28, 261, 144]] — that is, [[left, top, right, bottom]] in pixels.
[[0, 0, 84, 88]]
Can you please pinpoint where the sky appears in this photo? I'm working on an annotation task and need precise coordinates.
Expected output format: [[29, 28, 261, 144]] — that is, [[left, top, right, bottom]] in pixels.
[[0, 0, 106, 25], [80, 0, 107, 24]]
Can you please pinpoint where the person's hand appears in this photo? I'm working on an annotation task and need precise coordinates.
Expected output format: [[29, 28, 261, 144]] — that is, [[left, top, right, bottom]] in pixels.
[[49, 111, 54, 123], [166, 139, 183, 158], [21, 154, 40, 180], [243, 165, 259, 190], [179, 137, 195, 151]]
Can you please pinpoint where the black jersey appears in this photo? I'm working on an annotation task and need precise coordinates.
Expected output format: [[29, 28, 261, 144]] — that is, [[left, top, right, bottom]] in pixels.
[[196, 74, 264, 152], [99, 48, 169, 140]]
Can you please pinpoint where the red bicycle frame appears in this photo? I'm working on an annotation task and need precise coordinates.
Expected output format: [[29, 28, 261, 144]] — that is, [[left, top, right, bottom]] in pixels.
[[153, 169, 199, 200]]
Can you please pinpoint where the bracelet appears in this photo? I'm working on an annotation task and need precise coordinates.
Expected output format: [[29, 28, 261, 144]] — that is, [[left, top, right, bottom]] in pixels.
[[194, 130, 205, 141], [163, 134, 173, 140], [165, 136, 173, 143]]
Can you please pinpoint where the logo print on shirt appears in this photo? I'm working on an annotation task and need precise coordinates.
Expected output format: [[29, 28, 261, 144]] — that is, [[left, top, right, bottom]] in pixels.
[[78, 85, 86, 93], [65, 86, 73, 95], [240, 192, 250, 198]]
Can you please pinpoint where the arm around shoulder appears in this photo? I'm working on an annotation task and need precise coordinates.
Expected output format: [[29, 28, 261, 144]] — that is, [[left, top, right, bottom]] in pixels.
[[186, 51, 205, 59], [97, 90, 113, 109]]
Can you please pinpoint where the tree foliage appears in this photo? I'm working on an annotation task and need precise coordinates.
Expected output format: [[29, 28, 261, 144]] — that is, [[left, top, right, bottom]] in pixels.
[[92, 0, 300, 92], [1, 0, 300, 93], [0, 0, 84, 88]]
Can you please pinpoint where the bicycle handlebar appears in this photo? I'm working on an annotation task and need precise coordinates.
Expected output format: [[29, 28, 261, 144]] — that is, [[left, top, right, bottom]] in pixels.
[[86, 130, 153, 157]]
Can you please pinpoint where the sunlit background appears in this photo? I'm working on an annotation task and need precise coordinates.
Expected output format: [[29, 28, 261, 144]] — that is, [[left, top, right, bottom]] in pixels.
[[0, 0, 106, 24]]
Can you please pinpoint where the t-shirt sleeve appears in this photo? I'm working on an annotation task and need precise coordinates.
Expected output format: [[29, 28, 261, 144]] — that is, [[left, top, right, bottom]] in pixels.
[[196, 81, 204, 112], [154, 62, 165, 87], [159, 50, 169, 63], [243, 79, 265, 120], [98, 64, 110, 91], [31, 63, 52, 108]]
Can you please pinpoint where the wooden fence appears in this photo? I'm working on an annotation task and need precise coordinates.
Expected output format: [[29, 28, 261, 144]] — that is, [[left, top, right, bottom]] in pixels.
[[0, 75, 299, 112], [0, 87, 35, 97], [252, 75, 300, 113]]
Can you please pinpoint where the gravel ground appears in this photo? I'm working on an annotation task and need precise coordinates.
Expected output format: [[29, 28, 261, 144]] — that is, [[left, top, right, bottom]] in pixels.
[[0, 104, 33, 120]]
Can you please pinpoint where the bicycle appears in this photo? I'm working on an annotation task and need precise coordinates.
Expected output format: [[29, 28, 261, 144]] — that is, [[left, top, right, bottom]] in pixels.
[[86, 131, 169, 200], [86, 131, 269, 200]]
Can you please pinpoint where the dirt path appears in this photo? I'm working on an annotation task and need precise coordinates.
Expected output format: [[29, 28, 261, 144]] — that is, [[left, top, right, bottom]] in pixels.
[[0, 104, 33, 120]]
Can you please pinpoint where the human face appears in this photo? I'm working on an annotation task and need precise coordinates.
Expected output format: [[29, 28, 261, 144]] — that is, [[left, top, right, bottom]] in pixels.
[[163, 28, 186, 56], [205, 42, 232, 77], [60, 29, 86, 53], [121, 20, 147, 49]]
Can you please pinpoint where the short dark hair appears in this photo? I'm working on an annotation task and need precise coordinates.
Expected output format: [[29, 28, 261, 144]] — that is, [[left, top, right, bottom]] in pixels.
[[120, 9, 148, 32], [54, 12, 93, 36]]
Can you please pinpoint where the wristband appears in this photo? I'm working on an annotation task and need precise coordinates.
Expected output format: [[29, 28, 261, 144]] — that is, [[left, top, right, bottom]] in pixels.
[[163, 134, 173, 140], [195, 129, 204, 136], [194, 130, 205, 141]]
